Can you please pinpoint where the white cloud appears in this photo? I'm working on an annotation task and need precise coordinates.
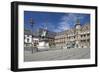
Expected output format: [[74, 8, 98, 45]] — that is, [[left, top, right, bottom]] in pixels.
[[39, 13, 86, 33], [56, 13, 85, 32]]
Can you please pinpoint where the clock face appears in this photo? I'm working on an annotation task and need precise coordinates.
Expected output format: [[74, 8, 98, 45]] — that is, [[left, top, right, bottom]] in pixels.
[[76, 25, 81, 29]]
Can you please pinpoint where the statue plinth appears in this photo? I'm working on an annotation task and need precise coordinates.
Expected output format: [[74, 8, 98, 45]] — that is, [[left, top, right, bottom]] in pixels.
[[37, 29, 49, 51]]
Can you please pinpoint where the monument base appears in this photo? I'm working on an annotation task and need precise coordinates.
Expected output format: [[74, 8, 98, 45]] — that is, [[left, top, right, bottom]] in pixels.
[[38, 41, 49, 51]]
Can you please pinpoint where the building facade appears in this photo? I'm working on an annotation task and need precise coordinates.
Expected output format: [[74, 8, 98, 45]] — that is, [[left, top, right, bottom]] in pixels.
[[24, 20, 90, 49], [55, 20, 90, 49], [24, 28, 56, 49]]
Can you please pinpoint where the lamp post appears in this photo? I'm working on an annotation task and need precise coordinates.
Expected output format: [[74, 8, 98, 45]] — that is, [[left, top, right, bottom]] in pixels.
[[29, 17, 34, 54]]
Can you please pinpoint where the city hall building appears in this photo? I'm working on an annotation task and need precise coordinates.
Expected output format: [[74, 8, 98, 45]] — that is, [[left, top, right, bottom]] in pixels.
[[55, 20, 90, 49], [24, 19, 90, 49]]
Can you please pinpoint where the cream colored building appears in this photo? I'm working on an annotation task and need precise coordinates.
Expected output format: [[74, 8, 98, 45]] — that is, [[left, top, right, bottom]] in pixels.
[[55, 20, 90, 49], [24, 19, 90, 49]]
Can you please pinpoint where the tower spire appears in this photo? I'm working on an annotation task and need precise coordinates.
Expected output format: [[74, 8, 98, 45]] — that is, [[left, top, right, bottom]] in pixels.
[[76, 18, 80, 24], [75, 18, 81, 29]]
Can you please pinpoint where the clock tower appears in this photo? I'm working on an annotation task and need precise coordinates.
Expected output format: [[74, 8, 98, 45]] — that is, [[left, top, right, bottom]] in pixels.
[[75, 19, 81, 48], [75, 19, 81, 29]]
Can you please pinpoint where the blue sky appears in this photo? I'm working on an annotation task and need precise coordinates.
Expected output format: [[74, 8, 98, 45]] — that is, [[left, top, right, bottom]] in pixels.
[[24, 11, 90, 32]]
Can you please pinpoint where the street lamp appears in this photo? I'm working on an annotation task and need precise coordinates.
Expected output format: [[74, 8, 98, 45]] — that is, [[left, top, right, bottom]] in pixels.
[[29, 17, 34, 54]]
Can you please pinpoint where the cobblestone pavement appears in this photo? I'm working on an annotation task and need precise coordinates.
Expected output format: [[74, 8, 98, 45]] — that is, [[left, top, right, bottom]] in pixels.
[[24, 48, 90, 62]]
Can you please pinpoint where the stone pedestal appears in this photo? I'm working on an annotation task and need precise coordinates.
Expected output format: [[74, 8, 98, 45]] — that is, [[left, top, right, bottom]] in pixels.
[[38, 41, 49, 51]]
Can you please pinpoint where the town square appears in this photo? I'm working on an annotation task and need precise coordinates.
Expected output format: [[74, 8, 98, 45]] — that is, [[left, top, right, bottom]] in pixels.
[[24, 11, 90, 62]]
